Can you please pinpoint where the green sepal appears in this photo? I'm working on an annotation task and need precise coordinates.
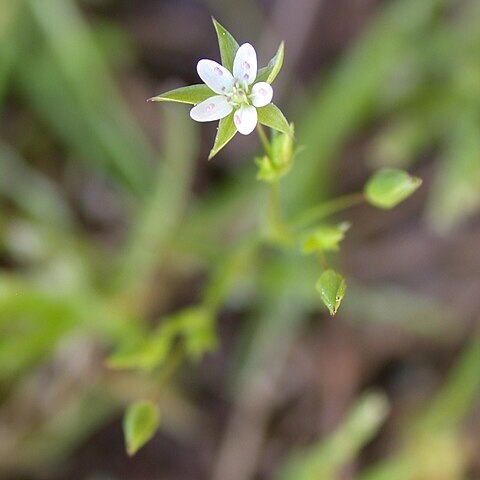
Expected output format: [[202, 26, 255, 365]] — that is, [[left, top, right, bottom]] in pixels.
[[316, 269, 346, 316], [257, 104, 290, 134], [212, 17, 239, 71], [256, 42, 284, 84], [365, 168, 422, 209], [209, 113, 237, 160], [123, 400, 161, 456], [148, 84, 214, 105]]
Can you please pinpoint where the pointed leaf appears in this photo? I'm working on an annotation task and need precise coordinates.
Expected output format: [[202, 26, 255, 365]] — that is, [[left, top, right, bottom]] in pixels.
[[256, 42, 284, 84], [212, 18, 239, 71], [365, 168, 422, 209], [208, 113, 237, 159], [316, 270, 346, 316], [123, 400, 160, 456], [257, 104, 290, 134], [148, 84, 214, 105], [277, 391, 389, 480]]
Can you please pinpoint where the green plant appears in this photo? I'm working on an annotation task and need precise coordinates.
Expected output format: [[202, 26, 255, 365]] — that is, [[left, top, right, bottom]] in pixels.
[[138, 18, 421, 455], [1, 0, 477, 475]]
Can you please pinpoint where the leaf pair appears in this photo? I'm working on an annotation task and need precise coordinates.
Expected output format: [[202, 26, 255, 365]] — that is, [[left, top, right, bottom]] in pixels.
[[107, 306, 216, 371]]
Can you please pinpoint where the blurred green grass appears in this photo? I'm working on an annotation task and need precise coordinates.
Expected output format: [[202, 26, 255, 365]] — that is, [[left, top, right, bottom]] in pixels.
[[0, 0, 479, 478]]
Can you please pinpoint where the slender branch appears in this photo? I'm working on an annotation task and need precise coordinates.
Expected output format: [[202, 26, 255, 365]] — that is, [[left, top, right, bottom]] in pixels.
[[153, 346, 184, 396], [256, 124, 272, 157], [268, 181, 281, 227], [317, 251, 329, 270], [292, 192, 365, 230], [267, 180, 293, 244]]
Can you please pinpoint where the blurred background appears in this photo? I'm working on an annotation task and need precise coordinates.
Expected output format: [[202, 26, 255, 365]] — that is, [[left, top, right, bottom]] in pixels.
[[1, 0, 480, 479]]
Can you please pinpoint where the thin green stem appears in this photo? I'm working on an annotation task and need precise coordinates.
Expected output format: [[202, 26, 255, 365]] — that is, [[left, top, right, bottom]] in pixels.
[[292, 192, 365, 230], [153, 346, 185, 396], [256, 125, 292, 244], [257, 124, 272, 157], [317, 251, 329, 271], [268, 181, 281, 233], [266, 181, 295, 245]]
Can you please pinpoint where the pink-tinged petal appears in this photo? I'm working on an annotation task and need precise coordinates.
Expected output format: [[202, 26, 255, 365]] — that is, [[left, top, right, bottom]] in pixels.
[[233, 43, 257, 86], [197, 60, 234, 94], [233, 105, 257, 135], [250, 82, 273, 107], [190, 95, 233, 122]]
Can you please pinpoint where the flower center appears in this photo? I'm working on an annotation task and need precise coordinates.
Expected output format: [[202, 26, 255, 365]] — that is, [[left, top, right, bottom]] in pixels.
[[226, 81, 250, 107]]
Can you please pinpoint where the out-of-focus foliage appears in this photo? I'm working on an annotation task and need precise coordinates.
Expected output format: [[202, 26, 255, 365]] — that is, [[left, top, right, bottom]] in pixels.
[[367, 0, 480, 232], [277, 391, 390, 480], [0, 0, 479, 478]]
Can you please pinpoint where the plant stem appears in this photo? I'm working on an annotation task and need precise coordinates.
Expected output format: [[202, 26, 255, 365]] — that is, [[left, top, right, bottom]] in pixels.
[[256, 124, 272, 157], [292, 192, 365, 230], [256, 125, 291, 244], [317, 251, 329, 270], [268, 181, 282, 234], [154, 346, 184, 394]]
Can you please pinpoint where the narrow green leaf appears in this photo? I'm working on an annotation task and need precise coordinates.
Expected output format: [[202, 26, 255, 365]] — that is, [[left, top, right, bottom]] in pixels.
[[208, 113, 237, 159], [25, 0, 154, 196], [278, 391, 389, 480], [316, 270, 346, 316], [116, 106, 198, 291], [426, 112, 480, 233], [212, 17, 239, 71], [257, 104, 290, 134], [365, 168, 422, 209], [148, 84, 214, 105], [302, 222, 350, 254], [256, 42, 285, 84], [123, 400, 160, 456]]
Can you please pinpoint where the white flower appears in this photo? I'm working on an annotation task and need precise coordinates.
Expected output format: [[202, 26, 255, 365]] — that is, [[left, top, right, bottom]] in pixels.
[[189, 43, 273, 135]]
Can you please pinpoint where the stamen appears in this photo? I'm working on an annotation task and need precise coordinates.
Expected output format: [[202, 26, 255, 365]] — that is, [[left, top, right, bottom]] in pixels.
[[206, 103, 215, 113], [214, 67, 223, 76], [259, 88, 267, 96], [234, 114, 241, 125]]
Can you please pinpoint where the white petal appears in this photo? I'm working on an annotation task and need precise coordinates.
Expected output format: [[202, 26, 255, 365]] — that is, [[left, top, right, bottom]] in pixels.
[[233, 105, 257, 135], [190, 95, 233, 122], [250, 82, 273, 107], [197, 60, 234, 94], [233, 43, 257, 86]]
